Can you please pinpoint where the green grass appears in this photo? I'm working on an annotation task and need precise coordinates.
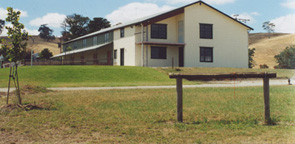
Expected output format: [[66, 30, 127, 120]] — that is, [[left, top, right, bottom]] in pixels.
[[157, 67, 295, 78], [0, 66, 183, 88], [0, 66, 294, 88], [1, 86, 294, 143]]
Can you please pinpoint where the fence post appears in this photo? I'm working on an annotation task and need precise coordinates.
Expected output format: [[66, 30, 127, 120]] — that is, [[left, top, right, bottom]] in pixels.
[[176, 77, 183, 122], [172, 57, 174, 69], [263, 77, 271, 125]]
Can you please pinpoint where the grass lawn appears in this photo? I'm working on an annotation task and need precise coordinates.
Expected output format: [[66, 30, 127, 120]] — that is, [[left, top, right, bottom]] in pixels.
[[0, 66, 184, 88], [1, 66, 294, 88], [0, 86, 294, 143]]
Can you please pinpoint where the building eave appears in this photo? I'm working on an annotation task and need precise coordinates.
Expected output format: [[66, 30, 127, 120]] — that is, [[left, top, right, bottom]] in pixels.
[[63, 0, 253, 45]]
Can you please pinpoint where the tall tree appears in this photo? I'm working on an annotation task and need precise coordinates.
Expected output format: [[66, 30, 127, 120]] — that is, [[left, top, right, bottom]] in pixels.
[[0, 7, 29, 105], [262, 21, 275, 38], [38, 24, 55, 41], [61, 14, 90, 41], [0, 19, 5, 34], [87, 17, 110, 33]]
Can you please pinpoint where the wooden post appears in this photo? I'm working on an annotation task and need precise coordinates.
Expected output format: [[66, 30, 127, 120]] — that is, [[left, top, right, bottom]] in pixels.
[[176, 78, 183, 122], [263, 77, 271, 125], [172, 57, 174, 69], [6, 66, 12, 104]]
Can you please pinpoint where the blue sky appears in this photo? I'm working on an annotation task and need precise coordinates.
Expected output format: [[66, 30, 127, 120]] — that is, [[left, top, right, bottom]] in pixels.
[[0, 0, 294, 36]]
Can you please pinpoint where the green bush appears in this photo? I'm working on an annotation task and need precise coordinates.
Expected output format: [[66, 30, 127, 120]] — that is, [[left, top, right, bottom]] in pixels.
[[259, 64, 269, 69], [248, 48, 256, 68], [274, 46, 295, 69]]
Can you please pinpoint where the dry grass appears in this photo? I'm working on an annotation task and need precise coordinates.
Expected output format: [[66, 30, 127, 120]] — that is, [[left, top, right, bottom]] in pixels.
[[0, 35, 60, 55], [0, 86, 294, 143], [249, 33, 289, 45], [249, 33, 295, 69]]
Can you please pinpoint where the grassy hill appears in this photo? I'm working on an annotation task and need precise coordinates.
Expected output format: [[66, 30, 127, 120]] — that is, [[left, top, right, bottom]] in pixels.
[[0, 35, 61, 55], [249, 33, 295, 69], [0, 66, 180, 88]]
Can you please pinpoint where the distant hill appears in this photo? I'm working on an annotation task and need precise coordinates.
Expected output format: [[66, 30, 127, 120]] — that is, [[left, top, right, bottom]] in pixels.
[[0, 36, 61, 55], [249, 33, 295, 69]]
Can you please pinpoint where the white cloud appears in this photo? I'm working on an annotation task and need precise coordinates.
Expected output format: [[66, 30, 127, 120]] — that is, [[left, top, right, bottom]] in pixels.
[[29, 13, 66, 28], [250, 12, 260, 16], [164, 0, 235, 5], [0, 23, 39, 36], [106, 2, 174, 24], [0, 8, 28, 19], [281, 0, 295, 9], [0, 23, 12, 36], [270, 14, 295, 33]]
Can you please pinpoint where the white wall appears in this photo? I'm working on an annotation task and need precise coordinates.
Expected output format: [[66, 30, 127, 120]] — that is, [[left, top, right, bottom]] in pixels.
[[113, 26, 136, 66], [147, 46, 179, 67], [184, 3, 249, 68]]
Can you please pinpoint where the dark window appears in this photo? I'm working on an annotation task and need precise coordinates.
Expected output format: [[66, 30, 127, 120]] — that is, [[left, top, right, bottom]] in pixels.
[[114, 50, 117, 59], [200, 24, 213, 39], [151, 46, 166, 59], [120, 28, 124, 38], [200, 47, 213, 62], [151, 24, 167, 39]]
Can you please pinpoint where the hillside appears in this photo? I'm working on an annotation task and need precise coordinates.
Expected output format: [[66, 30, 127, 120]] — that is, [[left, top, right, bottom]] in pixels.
[[249, 33, 295, 69], [0, 36, 61, 55]]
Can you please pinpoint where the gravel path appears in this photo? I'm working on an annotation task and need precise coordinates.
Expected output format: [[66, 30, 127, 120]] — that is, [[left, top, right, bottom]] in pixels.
[[0, 79, 293, 92]]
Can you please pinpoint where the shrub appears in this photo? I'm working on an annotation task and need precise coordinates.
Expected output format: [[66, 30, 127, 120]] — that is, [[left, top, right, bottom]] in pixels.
[[248, 48, 256, 68], [274, 45, 295, 69], [259, 64, 269, 69]]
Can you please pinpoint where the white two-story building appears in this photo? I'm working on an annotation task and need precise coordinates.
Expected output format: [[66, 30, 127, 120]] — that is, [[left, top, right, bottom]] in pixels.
[[52, 1, 253, 68]]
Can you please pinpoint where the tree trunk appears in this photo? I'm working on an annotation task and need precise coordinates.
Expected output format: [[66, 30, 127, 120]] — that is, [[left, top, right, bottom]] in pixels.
[[6, 66, 12, 104], [15, 64, 22, 105]]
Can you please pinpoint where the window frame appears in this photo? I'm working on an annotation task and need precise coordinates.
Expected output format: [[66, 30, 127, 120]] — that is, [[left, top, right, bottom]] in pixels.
[[151, 24, 167, 39], [199, 23, 213, 39], [200, 47, 213, 63], [82, 39, 87, 48], [105, 33, 110, 42], [120, 28, 125, 38], [93, 36, 97, 45], [151, 46, 167, 59]]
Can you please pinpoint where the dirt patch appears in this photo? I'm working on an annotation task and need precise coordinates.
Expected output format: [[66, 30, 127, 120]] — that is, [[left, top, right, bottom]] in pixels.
[[21, 85, 52, 95], [0, 102, 52, 113], [0, 92, 7, 97]]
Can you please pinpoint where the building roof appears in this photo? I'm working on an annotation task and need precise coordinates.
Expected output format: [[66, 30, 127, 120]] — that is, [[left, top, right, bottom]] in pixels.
[[52, 42, 112, 58], [64, 0, 253, 44]]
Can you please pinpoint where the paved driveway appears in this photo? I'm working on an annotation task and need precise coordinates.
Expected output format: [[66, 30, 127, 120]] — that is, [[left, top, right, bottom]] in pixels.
[[0, 79, 292, 92]]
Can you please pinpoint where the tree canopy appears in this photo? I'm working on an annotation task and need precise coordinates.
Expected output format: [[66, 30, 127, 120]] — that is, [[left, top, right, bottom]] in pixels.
[[38, 24, 55, 41], [1, 7, 29, 63], [262, 21, 275, 33], [274, 45, 295, 69], [0, 19, 5, 34], [61, 14, 111, 41], [61, 14, 90, 41], [39, 48, 53, 60], [87, 17, 111, 33]]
